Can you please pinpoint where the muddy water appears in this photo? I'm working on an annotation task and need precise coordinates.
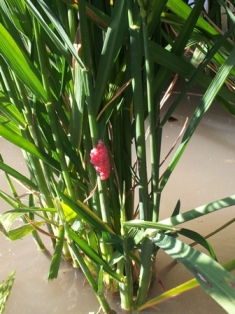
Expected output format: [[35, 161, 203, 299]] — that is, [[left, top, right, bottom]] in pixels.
[[1, 85, 235, 313]]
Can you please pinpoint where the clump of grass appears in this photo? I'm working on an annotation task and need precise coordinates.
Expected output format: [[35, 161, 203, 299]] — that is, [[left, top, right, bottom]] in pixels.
[[0, 0, 235, 313]]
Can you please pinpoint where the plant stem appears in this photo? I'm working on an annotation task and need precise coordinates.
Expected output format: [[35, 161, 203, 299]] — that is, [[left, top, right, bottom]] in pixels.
[[119, 186, 133, 310], [128, 1, 149, 221], [56, 197, 114, 314], [33, 17, 75, 201], [136, 237, 153, 307], [142, 21, 160, 222]]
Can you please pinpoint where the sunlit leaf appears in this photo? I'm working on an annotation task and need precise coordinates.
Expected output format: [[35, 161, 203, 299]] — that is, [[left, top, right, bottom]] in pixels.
[[151, 233, 235, 313], [48, 225, 65, 281], [138, 258, 235, 311], [7, 221, 45, 240], [160, 195, 235, 226], [0, 270, 15, 313], [0, 24, 47, 101]]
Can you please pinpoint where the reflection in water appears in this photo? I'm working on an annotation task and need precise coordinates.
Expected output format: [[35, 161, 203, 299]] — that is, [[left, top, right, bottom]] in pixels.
[[1, 89, 235, 313]]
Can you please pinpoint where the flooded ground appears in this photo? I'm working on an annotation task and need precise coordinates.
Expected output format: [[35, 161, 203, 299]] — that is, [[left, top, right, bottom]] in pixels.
[[1, 82, 235, 313]]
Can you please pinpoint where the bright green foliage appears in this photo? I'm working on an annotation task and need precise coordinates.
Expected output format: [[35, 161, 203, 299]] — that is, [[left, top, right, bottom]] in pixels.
[[0, 0, 235, 313], [0, 271, 15, 313]]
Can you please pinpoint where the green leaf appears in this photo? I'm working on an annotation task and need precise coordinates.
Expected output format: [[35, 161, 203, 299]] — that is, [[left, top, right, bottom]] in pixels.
[[68, 227, 122, 282], [159, 44, 235, 191], [25, 0, 85, 69], [167, 0, 218, 37], [60, 202, 78, 223], [0, 1, 31, 51], [149, 40, 235, 105], [0, 124, 61, 172], [138, 278, 198, 311], [102, 232, 124, 253], [0, 92, 26, 127], [0, 190, 24, 209], [108, 251, 123, 267], [48, 225, 65, 281], [0, 115, 22, 136], [0, 160, 38, 192], [24, 0, 70, 65], [58, 191, 114, 235], [160, 194, 235, 227], [0, 210, 45, 240], [138, 258, 235, 311], [136, 237, 153, 307], [0, 270, 15, 313], [0, 23, 47, 101], [93, 1, 128, 115], [123, 220, 178, 232], [7, 221, 45, 240], [0, 211, 26, 234], [171, 0, 205, 56], [1, 0, 32, 37], [151, 233, 235, 313], [171, 199, 181, 217], [178, 228, 217, 260]]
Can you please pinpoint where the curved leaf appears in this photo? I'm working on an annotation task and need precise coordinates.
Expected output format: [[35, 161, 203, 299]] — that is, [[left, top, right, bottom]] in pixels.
[[0, 210, 45, 240], [160, 195, 235, 226], [138, 258, 235, 311], [7, 221, 45, 240], [178, 228, 217, 260], [151, 233, 235, 313]]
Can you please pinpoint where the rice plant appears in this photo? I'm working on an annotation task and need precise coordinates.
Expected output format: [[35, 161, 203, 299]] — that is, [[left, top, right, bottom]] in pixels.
[[0, 0, 235, 312]]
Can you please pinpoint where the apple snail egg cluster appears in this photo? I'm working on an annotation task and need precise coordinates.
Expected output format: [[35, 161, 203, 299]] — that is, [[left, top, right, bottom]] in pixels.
[[90, 140, 110, 180]]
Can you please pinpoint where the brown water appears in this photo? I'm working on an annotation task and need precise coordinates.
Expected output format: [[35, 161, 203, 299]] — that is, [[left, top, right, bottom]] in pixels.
[[1, 85, 235, 313]]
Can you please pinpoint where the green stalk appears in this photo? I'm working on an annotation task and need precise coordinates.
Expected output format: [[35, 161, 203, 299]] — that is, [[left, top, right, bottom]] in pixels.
[[56, 0, 69, 36], [82, 120, 102, 217], [69, 241, 114, 314], [122, 65, 134, 221], [97, 178, 112, 225], [136, 237, 153, 307], [128, 1, 149, 221], [79, 0, 112, 226], [33, 17, 75, 201], [67, 6, 76, 41], [56, 197, 114, 314], [2, 69, 56, 242], [119, 276, 133, 311], [83, 69, 112, 226], [78, 2, 113, 292], [24, 151, 57, 245], [142, 21, 160, 222], [11, 73, 33, 127], [119, 186, 133, 311], [1, 153, 46, 250], [28, 193, 46, 250], [123, 146, 134, 221], [13, 77, 56, 202]]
